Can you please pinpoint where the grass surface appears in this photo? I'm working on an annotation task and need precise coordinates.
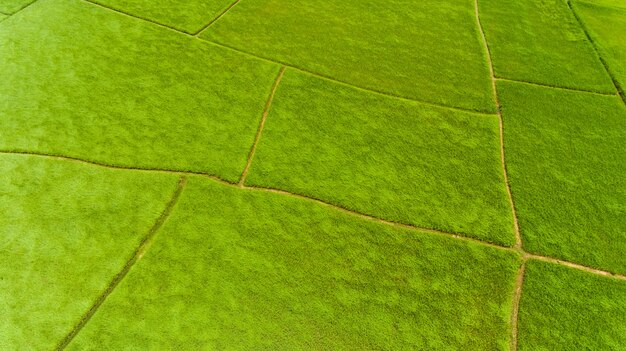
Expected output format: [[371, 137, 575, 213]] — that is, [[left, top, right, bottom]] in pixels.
[[90, 0, 235, 33], [68, 176, 521, 350], [479, 0, 613, 92], [498, 80, 626, 274], [247, 70, 515, 245], [0, 154, 179, 349], [201, 0, 495, 112], [519, 260, 626, 350], [0, 0, 280, 182], [1, 0, 625, 348], [0, 0, 34, 14], [572, 0, 626, 98]]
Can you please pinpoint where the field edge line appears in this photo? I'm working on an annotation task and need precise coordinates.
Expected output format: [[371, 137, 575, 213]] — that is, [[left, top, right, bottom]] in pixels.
[[527, 254, 626, 281], [4, 151, 624, 282], [509, 261, 526, 351], [238, 65, 286, 187], [566, 0, 626, 106], [55, 176, 188, 350], [78, 0, 501, 116], [473, 0, 523, 249], [194, 0, 242, 36]]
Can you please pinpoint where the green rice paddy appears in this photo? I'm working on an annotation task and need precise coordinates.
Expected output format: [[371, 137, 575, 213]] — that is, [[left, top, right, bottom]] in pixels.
[[1, 0, 624, 349]]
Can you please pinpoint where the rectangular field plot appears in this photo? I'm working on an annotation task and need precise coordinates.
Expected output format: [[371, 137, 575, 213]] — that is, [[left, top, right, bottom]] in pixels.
[[479, 0, 613, 92], [498, 80, 626, 274], [0, 0, 280, 182], [245, 70, 515, 245], [519, 260, 626, 350], [201, 0, 495, 112], [0, 155, 179, 349], [573, 0, 626, 97], [90, 0, 236, 33], [67, 177, 521, 350]]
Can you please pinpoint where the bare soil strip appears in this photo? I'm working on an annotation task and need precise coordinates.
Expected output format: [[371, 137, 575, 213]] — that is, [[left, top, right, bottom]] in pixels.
[[529, 254, 626, 281]]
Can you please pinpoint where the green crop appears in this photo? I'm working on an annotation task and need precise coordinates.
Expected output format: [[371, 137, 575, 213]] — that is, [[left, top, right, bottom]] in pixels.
[[519, 260, 626, 350], [247, 70, 515, 245], [201, 0, 495, 112], [0, 154, 179, 349], [498, 80, 626, 274], [69, 176, 521, 350], [479, 0, 613, 92], [0, 0, 280, 182]]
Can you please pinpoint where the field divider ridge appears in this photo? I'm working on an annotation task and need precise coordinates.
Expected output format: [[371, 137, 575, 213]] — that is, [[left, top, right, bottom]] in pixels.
[[2, 151, 625, 283], [238, 65, 286, 187], [473, 0, 522, 251], [194, 0, 242, 36], [81, 0, 194, 34], [566, 0, 625, 106], [474, 2, 526, 349], [509, 261, 526, 351], [495, 77, 618, 96], [55, 176, 188, 350], [78, 0, 497, 116], [2, 0, 40, 16]]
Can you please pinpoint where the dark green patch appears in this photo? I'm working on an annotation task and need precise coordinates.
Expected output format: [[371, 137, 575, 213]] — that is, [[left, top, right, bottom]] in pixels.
[[0, 154, 179, 349], [519, 260, 626, 350], [246, 70, 515, 245], [0, 0, 280, 182], [498, 80, 626, 274], [69, 176, 521, 350], [201, 0, 495, 112]]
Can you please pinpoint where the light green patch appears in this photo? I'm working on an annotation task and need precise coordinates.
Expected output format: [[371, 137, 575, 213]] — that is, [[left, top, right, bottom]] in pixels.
[[201, 0, 495, 112], [519, 260, 626, 350], [0, 0, 280, 182], [90, 0, 236, 33], [573, 0, 626, 97], [0, 0, 33, 14], [498, 80, 626, 274], [68, 176, 521, 350], [246, 70, 515, 245], [0, 154, 179, 349], [479, 0, 613, 93]]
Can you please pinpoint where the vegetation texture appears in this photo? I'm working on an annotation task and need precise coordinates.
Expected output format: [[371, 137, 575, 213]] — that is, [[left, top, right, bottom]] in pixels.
[[201, 0, 495, 112], [479, 0, 613, 92], [519, 260, 626, 350], [0, 0, 624, 348], [0, 0, 34, 14], [0, 154, 179, 349], [247, 70, 515, 245], [0, 0, 280, 182], [90, 0, 236, 33], [572, 0, 626, 98], [68, 177, 521, 350], [498, 80, 626, 274]]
